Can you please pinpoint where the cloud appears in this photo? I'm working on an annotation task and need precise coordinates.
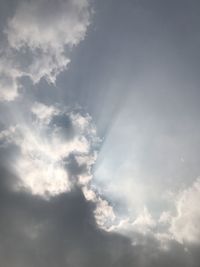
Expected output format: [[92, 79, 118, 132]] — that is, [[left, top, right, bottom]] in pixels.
[[107, 177, 200, 248], [0, 55, 22, 101], [132, 207, 156, 234], [1, 102, 200, 266], [0, 162, 197, 267], [31, 102, 60, 123], [0, 0, 91, 101], [0, 103, 97, 197], [6, 0, 90, 50], [82, 186, 116, 229], [107, 206, 157, 241], [169, 178, 200, 244], [0, 169, 135, 267], [1, 0, 200, 266]]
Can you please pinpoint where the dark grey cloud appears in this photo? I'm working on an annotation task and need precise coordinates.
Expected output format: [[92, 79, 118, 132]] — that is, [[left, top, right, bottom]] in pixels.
[[0, 164, 130, 267], [0, 161, 200, 267]]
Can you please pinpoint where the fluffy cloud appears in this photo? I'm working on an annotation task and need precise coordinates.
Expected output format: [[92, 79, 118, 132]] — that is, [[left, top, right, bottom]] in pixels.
[[82, 186, 116, 229], [0, 0, 91, 101], [0, 103, 97, 197], [170, 178, 200, 244], [31, 102, 60, 123], [6, 0, 90, 51], [108, 177, 200, 247], [131, 207, 156, 234], [0, 100, 116, 231], [0, 55, 22, 101], [1, 103, 200, 266]]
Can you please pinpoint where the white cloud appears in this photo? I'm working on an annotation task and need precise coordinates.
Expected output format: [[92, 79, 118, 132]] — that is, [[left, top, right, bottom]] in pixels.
[[6, 0, 90, 51], [5, 0, 90, 84], [0, 103, 97, 198], [102, 178, 200, 247], [0, 126, 19, 152], [31, 102, 60, 123], [82, 186, 97, 201], [0, 0, 91, 101], [159, 211, 172, 224], [17, 151, 70, 196], [0, 56, 22, 101], [132, 207, 156, 234], [94, 198, 116, 228], [0, 72, 18, 101], [82, 186, 116, 229], [108, 207, 156, 236], [169, 178, 200, 244]]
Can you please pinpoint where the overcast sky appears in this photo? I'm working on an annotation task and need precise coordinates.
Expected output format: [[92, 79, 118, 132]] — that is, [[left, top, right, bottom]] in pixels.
[[0, 0, 200, 266]]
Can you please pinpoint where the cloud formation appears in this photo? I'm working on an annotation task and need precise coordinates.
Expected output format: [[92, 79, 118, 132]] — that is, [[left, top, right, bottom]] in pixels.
[[0, 0, 91, 101], [1, 0, 200, 266], [170, 178, 200, 244], [0, 148, 199, 267], [0, 103, 97, 197]]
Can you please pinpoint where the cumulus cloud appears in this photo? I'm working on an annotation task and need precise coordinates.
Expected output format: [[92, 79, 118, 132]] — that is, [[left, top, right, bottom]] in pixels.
[[82, 186, 116, 229], [0, 103, 97, 197], [0, 0, 91, 101], [1, 101, 200, 266], [132, 207, 156, 234], [31, 102, 60, 123], [6, 0, 90, 50], [0, 99, 116, 233], [108, 177, 200, 248], [102, 176, 200, 249], [0, 171, 136, 267], [169, 178, 200, 244]]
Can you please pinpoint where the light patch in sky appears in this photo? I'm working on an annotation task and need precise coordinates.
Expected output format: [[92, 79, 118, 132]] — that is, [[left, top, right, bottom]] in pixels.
[[93, 106, 200, 247]]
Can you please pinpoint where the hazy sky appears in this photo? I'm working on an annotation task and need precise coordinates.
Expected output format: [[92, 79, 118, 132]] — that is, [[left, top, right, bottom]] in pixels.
[[0, 0, 200, 266]]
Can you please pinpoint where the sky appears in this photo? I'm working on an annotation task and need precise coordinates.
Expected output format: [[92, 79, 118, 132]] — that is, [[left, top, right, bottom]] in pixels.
[[0, 0, 200, 266]]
